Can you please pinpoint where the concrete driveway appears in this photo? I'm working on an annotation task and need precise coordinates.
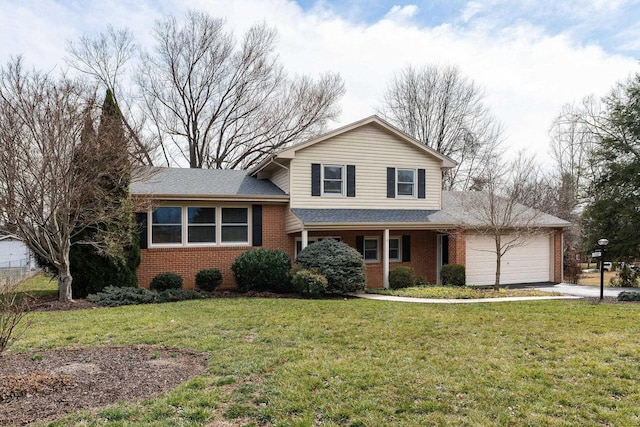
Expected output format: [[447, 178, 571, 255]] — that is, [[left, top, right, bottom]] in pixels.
[[534, 283, 639, 298]]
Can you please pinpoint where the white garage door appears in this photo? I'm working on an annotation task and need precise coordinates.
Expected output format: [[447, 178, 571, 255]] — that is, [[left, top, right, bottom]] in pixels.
[[466, 234, 553, 286]]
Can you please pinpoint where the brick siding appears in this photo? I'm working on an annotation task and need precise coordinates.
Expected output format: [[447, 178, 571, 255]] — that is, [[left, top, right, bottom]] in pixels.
[[137, 204, 291, 290]]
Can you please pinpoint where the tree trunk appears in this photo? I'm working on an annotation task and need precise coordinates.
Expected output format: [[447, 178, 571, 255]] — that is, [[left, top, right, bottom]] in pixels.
[[494, 236, 501, 291], [58, 263, 73, 302], [494, 254, 501, 291]]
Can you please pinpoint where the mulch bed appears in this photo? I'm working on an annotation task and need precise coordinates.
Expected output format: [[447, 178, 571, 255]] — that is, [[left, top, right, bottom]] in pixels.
[[0, 346, 209, 426]]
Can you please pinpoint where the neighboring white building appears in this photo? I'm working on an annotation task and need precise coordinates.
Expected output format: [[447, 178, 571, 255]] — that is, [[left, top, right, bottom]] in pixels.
[[0, 234, 35, 270]]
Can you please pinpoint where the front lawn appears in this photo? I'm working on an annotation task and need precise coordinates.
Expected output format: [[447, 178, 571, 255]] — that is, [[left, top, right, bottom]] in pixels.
[[9, 296, 640, 426], [366, 285, 559, 299]]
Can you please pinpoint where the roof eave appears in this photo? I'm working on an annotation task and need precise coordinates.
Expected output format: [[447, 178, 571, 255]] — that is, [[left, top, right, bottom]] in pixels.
[[131, 194, 290, 203]]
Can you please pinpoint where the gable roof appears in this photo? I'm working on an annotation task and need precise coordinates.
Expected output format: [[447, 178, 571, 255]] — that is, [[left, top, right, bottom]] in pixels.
[[130, 166, 288, 201], [250, 115, 457, 176]]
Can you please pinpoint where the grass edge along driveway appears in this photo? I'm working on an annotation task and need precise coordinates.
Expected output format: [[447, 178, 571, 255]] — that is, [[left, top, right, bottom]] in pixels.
[[12, 297, 640, 426]]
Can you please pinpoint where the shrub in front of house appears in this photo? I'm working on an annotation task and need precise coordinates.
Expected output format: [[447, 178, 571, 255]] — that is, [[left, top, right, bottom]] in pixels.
[[440, 264, 466, 286], [87, 285, 210, 307], [231, 249, 292, 292], [389, 266, 415, 289], [87, 286, 156, 307], [295, 239, 366, 294], [291, 268, 328, 298], [149, 272, 183, 291], [195, 268, 223, 292]]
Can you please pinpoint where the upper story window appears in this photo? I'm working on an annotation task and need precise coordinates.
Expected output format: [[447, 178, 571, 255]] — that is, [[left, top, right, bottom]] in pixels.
[[187, 207, 216, 243], [387, 167, 425, 199], [312, 163, 355, 197], [323, 165, 344, 195], [397, 169, 415, 197], [152, 207, 182, 244]]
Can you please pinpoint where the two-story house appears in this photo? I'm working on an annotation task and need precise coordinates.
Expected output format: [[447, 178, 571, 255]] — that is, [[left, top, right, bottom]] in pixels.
[[131, 116, 569, 289]]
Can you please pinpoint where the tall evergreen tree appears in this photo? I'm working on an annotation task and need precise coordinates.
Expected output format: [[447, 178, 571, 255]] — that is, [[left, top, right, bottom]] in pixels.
[[582, 73, 640, 259], [70, 89, 140, 297]]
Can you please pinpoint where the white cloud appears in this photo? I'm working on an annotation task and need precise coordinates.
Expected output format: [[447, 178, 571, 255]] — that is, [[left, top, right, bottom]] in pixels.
[[383, 5, 419, 23]]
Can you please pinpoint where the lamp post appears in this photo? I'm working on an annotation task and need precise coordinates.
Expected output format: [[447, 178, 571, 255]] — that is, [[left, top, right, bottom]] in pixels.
[[598, 238, 609, 300]]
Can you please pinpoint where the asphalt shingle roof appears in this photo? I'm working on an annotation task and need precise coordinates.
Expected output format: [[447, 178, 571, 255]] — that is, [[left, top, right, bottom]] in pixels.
[[291, 208, 439, 223], [291, 192, 570, 227], [130, 167, 287, 198]]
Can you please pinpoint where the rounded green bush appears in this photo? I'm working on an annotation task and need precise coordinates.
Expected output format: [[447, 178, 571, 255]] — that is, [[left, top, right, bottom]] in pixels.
[[231, 249, 292, 292], [291, 268, 328, 298], [440, 264, 465, 286], [295, 239, 366, 294], [195, 268, 223, 292], [149, 272, 183, 291], [389, 266, 415, 289]]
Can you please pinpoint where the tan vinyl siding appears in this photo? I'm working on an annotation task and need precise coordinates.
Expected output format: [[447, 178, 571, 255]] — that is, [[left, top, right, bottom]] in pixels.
[[270, 165, 289, 194], [289, 124, 442, 209], [285, 210, 303, 232]]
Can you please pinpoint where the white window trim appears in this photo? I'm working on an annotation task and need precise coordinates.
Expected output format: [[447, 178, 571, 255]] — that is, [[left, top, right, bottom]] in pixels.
[[396, 168, 416, 198], [220, 206, 251, 246], [321, 164, 345, 196], [389, 236, 402, 262], [363, 236, 380, 263], [150, 206, 183, 246], [187, 207, 217, 246], [149, 205, 251, 248]]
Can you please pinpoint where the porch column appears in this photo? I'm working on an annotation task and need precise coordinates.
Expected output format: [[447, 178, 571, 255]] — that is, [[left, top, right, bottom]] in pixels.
[[383, 228, 390, 288], [301, 229, 309, 250]]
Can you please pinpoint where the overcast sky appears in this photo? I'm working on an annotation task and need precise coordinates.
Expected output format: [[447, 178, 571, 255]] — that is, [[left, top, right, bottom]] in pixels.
[[1, 0, 639, 164]]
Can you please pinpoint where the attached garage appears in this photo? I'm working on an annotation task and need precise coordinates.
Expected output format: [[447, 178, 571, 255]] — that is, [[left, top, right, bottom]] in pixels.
[[465, 233, 555, 286]]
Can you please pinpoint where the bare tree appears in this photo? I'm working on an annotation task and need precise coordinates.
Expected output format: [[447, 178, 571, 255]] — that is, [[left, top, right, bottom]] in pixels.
[[549, 98, 601, 211], [0, 58, 136, 302], [66, 26, 155, 165], [378, 64, 503, 190], [451, 153, 552, 289], [138, 11, 345, 169]]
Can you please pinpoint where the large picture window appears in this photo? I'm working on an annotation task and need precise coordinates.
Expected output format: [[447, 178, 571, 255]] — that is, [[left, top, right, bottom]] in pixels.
[[397, 169, 415, 197], [152, 207, 182, 244], [187, 207, 216, 243], [323, 165, 344, 195], [150, 206, 250, 246], [221, 208, 249, 243]]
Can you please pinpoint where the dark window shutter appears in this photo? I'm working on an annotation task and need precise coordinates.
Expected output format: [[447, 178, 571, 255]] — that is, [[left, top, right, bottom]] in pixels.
[[347, 165, 356, 197], [387, 167, 396, 198], [311, 163, 321, 196], [402, 235, 411, 262], [418, 169, 426, 199], [136, 212, 148, 250], [252, 205, 263, 247], [356, 235, 364, 256]]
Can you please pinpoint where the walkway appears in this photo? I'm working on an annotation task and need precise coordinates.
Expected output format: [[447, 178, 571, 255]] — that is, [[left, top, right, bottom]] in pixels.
[[353, 283, 640, 304], [353, 293, 581, 304]]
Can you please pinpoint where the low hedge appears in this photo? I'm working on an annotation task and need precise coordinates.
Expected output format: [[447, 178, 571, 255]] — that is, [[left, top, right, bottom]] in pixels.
[[87, 286, 210, 307]]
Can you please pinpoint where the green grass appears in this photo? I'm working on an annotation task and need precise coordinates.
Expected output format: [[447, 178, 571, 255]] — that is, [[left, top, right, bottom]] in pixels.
[[14, 272, 58, 298], [366, 285, 560, 299], [9, 297, 640, 426]]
